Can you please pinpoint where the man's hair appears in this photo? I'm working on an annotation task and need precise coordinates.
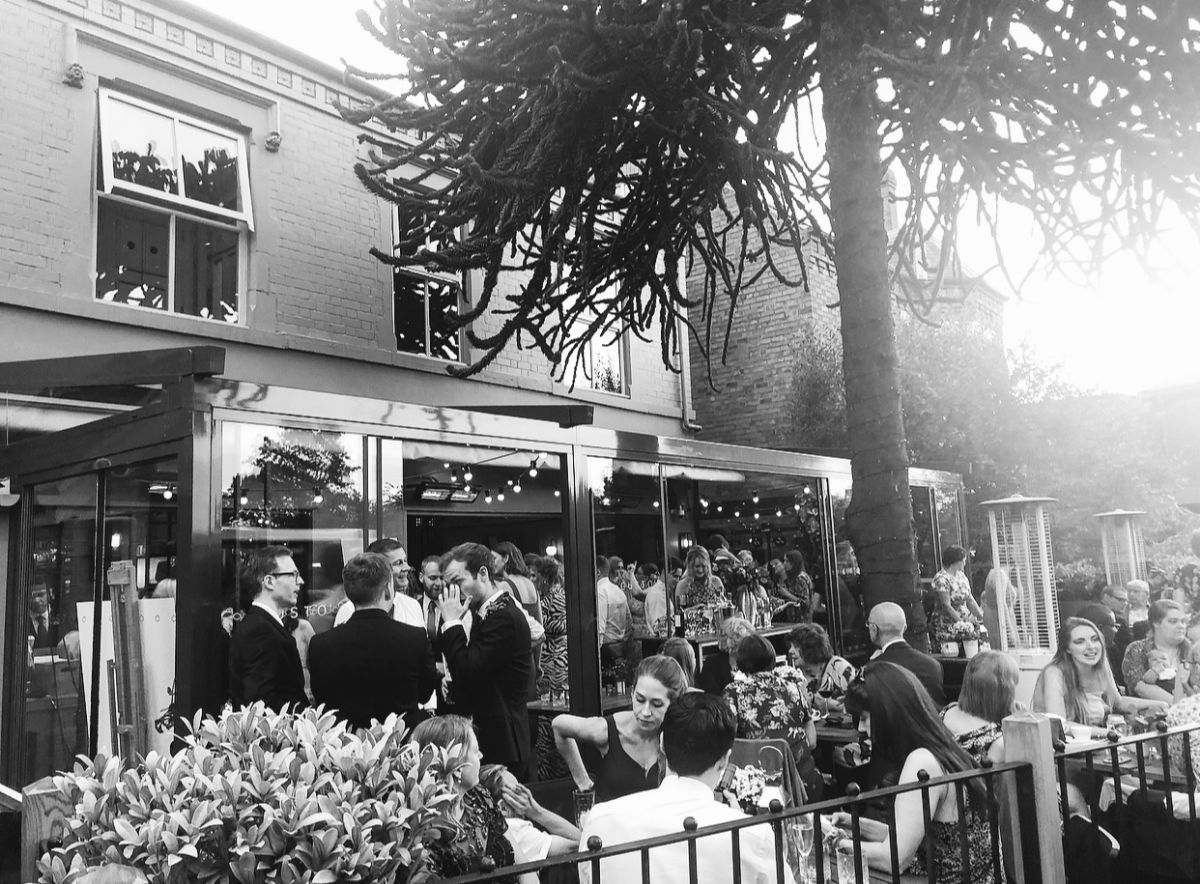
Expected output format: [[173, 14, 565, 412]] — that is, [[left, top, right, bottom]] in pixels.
[[366, 537, 404, 556], [239, 545, 292, 606], [343, 552, 392, 606], [441, 542, 492, 578], [421, 555, 441, 572], [596, 553, 611, 576], [662, 693, 736, 776]]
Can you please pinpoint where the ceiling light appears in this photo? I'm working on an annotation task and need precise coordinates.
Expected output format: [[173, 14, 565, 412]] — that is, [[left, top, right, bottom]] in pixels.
[[464, 469, 474, 482]]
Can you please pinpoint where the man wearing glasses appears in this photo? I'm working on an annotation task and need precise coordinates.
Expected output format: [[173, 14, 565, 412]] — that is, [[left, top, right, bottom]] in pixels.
[[230, 545, 308, 711], [333, 538, 424, 629]]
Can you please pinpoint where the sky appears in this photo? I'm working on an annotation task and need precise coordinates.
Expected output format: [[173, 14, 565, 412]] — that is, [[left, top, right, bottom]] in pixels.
[[206, 1, 1200, 396]]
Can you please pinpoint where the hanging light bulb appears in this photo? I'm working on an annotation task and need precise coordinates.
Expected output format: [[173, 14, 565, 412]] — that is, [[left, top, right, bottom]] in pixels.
[[507, 478, 514, 486], [716, 504, 723, 513], [734, 509, 741, 518], [752, 491, 760, 504], [602, 496, 612, 506], [545, 544, 557, 556], [794, 501, 802, 511], [162, 487, 174, 501], [803, 484, 812, 495], [775, 508, 783, 518], [498, 490, 506, 502], [463, 483, 472, 493], [450, 469, 459, 483], [652, 500, 660, 508], [528, 458, 539, 478], [485, 489, 494, 504], [443, 462, 451, 469], [700, 497, 709, 508], [513, 480, 523, 494], [239, 492, 249, 506], [554, 488, 561, 497], [464, 468, 474, 483]]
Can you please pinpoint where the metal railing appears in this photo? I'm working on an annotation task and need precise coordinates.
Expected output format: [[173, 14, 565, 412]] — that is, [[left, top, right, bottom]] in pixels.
[[438, 760, 1039, 884]]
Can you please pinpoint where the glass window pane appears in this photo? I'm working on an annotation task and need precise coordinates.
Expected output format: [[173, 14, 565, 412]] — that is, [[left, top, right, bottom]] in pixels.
[[174, 217, 240, 322], [935, 486, 963, 552], [95, 199, 169, 311], [20, 474, 96, 787], [912, 486, 937, 580], [178, 122, 241, 211], [427, 277, 461, 361], [589, 335, 625, 394], [102, 458, 180, 758], [220, 424, 366, 642], [105, 98, 178, 194], [828, 475, 870, 660], [394, 270, 427, 355]]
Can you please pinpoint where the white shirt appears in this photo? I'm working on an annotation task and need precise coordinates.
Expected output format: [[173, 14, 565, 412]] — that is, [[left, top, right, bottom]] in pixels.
[[579, 775, 791, 884], [644, 580, 668, 631], [597, 578, 631, 643], [333, 592, 423, 629]]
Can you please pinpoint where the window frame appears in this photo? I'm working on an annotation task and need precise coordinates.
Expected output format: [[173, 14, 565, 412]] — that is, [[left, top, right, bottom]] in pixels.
[[97, 87, 255, 232], [390, 208, 465, 361]]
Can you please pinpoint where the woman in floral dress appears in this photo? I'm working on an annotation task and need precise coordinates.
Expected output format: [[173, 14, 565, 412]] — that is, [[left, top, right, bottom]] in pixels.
[[673, 546, 728, 608], [929, 545, 983, 645], [722, 633, 821, 799], [940, 651, 1019, 764]]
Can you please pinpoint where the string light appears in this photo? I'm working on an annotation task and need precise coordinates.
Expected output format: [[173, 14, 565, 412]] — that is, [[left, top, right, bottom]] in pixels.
[[313, 488, 324, 505], [485, 489, 494, 504], [513, 480, 522, 493], [554, 489, 561, 497], [162, 487, 174, 501], [464, 469, 473, 482], [498, 490, 506, 502], [752, 491, 760, 504], [652, 500, 660, 508]]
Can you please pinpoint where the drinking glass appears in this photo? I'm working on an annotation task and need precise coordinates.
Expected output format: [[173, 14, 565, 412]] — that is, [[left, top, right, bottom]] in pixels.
[[573, 788, 596, 826], [787, 817, 815, 883]]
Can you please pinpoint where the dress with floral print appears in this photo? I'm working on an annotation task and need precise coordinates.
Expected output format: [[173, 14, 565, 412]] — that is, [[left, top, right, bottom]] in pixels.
[[723, 667, 814, 752], [423, 786, 517, 884], [929, 569, 973, 643]]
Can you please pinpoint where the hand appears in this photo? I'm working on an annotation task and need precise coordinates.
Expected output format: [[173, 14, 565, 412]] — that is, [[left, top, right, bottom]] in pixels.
[[436, 585, 466, 622], [830, 812, 889, 842], [502, 782, 536, 819]]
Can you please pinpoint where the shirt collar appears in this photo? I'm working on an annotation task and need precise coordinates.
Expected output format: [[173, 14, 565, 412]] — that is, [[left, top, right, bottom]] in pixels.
[[879, 637, 906, 654], [479, 587, 508, 617], [658, 774, 716, 798], [252, 599, 285, 628]]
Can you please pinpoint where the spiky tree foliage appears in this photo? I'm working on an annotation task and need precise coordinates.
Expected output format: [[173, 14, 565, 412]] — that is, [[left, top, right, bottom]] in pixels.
[[344, 0, 1200, 629]]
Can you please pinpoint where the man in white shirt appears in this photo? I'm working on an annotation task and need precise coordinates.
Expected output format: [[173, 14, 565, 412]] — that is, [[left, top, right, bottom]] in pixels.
[[580, 693, 791, 884], [642, 564, 668, 633], [334, 538, 423, 628], [596, 555, 631, 644]]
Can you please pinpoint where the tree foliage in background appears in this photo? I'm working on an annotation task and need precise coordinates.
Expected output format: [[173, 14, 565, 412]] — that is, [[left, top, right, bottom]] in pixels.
[[345, 0, 1200, 630]]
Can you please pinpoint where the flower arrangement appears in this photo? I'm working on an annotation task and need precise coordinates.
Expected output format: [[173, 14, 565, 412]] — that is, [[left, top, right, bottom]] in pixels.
[[36, 703, 466, 884], [730, 765, 766, 812], [951, 620, 978, 642]]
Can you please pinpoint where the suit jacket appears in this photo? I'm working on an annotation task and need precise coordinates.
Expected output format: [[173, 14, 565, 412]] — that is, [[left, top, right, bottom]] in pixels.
[[25, 614, 62, 651], [307, 608, 438, 730], [440, 591, 532, 767], [229, 605, 308, 712], [874, 640, 946, 707]]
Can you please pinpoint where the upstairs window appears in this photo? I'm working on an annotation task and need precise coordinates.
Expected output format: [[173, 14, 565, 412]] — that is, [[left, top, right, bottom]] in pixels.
[[392, 208, 462, 360], [585, 326, 628, 395], [95, 89, 253, 323]]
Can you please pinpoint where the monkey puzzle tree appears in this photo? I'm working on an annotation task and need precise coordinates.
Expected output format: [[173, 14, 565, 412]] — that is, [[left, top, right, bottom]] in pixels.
[[344, 0, 1200, 629]]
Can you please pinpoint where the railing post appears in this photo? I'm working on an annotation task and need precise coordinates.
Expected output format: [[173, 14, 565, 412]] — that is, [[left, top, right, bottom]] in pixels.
[[1002, 712, 1064, 884]]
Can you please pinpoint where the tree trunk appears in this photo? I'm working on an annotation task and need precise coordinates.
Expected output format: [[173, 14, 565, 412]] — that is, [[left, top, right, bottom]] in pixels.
[[818, 2, 925, 646]]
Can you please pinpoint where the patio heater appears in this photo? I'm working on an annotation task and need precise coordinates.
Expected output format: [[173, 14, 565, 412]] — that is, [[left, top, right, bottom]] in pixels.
[[1094, 509, 1147, 588], [981, 495, 1058, 704]]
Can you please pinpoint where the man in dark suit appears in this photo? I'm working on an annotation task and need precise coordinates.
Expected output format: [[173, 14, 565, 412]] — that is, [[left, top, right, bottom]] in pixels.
[[229, 545, 308, 712], [308, 552, 437, 729], [436, 541, 533, 779], [26, 582, 59, 651], [867, 601, 946, 707]]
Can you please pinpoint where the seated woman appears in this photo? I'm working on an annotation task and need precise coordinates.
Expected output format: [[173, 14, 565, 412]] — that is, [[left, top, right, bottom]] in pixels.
[[787, 622, 855, 714], [660, 636, 698, 690], [941, 650, 1020, 764], [552, 656, 687, 802], [1034, 617, 1166, 738], [834, 662, 996, 883], [1122, 599, 1193, 703], [479, 764, 581, 884], [411, 715, 521, 883], [723, 633, 820, 799], [695, 616, 755, 695]]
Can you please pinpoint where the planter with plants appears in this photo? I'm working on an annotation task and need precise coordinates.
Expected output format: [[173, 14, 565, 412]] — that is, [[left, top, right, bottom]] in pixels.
[[35, 703, 465, 884]]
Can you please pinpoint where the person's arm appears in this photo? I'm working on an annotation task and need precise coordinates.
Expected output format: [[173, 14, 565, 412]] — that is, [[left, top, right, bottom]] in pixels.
[[552, 714, 609, 790], [935, 586, 957, 620], [596, 587, 609, 639], [441, 608, 526, 684], [840, 749, 947, 873], [1038, 665, 1071, 721], [964, 593, 985, 622], [1127, 651, 1173, 703], [417, 635, 439, 704], [1121, 641, 1148, 693]]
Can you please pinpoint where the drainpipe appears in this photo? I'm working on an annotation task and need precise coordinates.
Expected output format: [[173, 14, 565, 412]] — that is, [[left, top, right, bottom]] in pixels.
[[676, 311, 703, 433]]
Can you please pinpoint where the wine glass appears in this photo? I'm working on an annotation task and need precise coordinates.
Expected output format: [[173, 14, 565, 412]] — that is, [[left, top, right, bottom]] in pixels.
[[787, 816, 815, 884]]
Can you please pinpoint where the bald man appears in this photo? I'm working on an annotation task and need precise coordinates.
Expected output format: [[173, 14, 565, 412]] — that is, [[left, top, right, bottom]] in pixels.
[[866, 602, 945, 707]]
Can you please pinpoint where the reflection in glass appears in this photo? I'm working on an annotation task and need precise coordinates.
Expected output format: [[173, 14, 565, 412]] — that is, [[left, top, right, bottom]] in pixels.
[[95, 199, 169, 310], [175, 217, 239, 322], [22, 474, 95, 787], [221, 424, 366, 644], [427, 277, 461, 361], [935, 486, 963, 553], [106, 98, 178, 194], [179, 123, 240, 210], [828, 477, 870, 661], [911, 486, 937, 579]]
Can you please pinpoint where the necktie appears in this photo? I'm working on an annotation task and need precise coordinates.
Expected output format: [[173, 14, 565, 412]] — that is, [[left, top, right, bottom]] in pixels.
[[35, 614, 49, 647], [426, 601, 438, 638]]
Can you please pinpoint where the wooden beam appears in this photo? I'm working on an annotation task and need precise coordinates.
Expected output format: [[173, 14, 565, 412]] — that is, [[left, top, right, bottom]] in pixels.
[[0, 346, 225, 391]]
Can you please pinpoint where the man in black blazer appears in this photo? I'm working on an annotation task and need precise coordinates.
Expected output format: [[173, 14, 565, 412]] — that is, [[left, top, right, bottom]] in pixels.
[[867, 601, 946, 707], [229, 545, 308, 712], [436, 542, 533, 779], [308, 552, 438, 729]]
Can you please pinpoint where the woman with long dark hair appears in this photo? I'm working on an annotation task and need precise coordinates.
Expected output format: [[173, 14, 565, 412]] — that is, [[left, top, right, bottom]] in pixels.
[[1034, 617, 1165, 737], [835, 662, 995, 883]]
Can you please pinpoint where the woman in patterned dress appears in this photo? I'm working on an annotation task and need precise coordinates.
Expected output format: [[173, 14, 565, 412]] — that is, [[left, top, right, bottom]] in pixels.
[[836, 663, 998, 884], [533, 556, 569, 780], [673, 546, 728, 608], [941, 651, 1019, 764], [413, 715, 521, 884], [929, 545, 984, 645]]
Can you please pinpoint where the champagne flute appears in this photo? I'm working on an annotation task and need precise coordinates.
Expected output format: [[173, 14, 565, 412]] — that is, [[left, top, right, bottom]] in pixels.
[[788, 816, 815, 884]]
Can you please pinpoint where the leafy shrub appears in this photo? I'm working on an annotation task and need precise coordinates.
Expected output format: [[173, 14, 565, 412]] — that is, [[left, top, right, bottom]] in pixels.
[[37, 704, 466, 884]]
